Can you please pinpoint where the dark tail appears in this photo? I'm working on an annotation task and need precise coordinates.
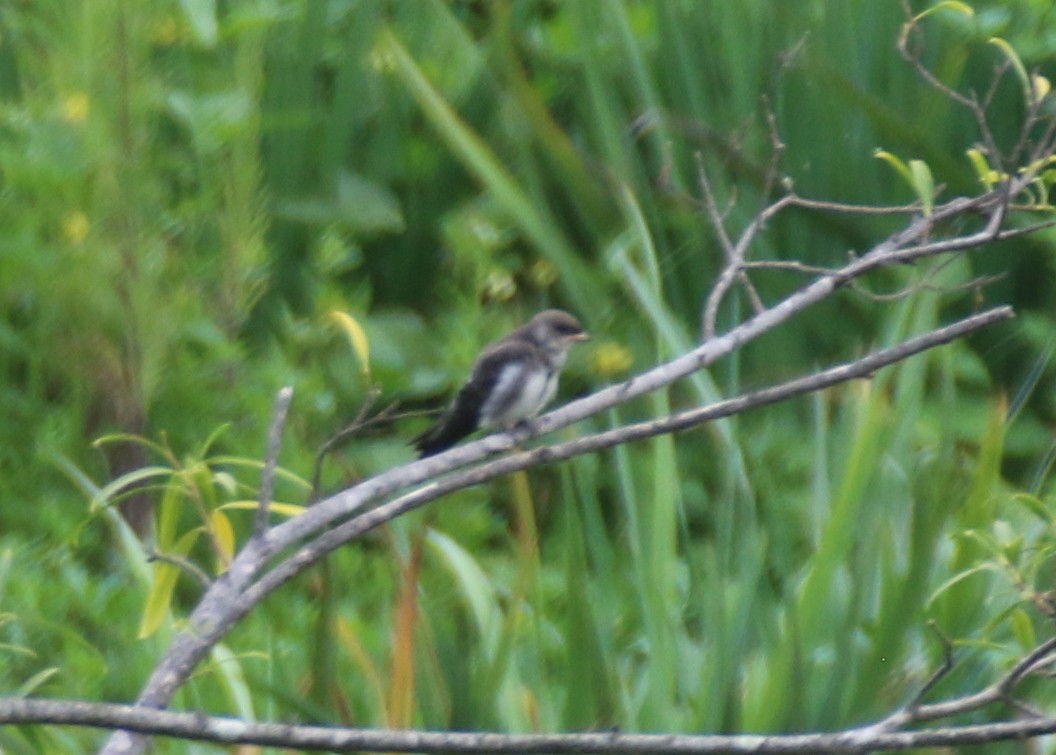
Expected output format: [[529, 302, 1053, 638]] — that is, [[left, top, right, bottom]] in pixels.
[[412, 405, 479, 458]]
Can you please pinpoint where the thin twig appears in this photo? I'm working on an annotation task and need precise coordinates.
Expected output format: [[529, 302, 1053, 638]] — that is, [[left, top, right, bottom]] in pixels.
[[309, 391, 412, 502], [905, 622, 956, 712], [849, 265, 1006, 303], [897, 0, 1002, 169], [255, 386, 294, 537], [145, 550, 213, 590]]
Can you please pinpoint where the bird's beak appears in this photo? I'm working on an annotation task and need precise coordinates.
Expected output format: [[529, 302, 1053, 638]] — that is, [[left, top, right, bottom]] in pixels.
[[572, 332, 589, 342]]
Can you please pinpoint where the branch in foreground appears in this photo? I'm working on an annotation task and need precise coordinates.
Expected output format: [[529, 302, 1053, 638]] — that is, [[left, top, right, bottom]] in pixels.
[[7, 692, 1056, 753], [872, 633, 1056, 733]]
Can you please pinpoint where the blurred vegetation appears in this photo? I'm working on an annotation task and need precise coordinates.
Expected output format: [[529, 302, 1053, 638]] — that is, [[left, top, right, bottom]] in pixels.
[[1, 0, 1056, 751]]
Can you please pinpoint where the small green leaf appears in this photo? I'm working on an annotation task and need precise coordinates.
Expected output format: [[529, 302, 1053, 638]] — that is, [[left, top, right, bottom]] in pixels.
[[210, 643, 255, 722], [15, 667, 60, 697], [966, 148, 995, 190], [927, 562, 1000, 606], [908, 159, 935, 216], [874, 149, 914, 187], [989, 38, 1032, 104], [875, 150, 934, 213], [210, 509, 235, 572], [329, 310, 371, 380], [138, 528, 202, 639], [157, 477, 184, 550], [993, 519, 1023, 562], [89, 465, 175, 514], [212, 470, 238, 497], [219, 500, 306, 518], [914, 1, 975, 22], [1011, 492, 1053, 525], [1010, 607, 1036, 650], [956, 528, 1001, 556]]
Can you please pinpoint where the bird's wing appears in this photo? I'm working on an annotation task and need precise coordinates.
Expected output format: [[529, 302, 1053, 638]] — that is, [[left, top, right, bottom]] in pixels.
[[413, 340, 535, 457], [469, 340, 542, 424], [465, 338, 537, 398]]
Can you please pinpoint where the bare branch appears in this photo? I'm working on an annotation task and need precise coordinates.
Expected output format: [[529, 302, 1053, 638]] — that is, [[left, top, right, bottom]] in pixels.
[[309, 387, 392, 501], [905, 622, 956, 713], [255, 385, 294, 536], [873, 633, 1056, 733], [221, 308, 1016, 639], [10, 694, 1056, 753], [897, 0, 1002, 168]]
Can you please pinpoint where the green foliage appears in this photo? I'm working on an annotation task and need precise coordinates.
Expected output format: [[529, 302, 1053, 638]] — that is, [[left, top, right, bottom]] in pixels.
[[1, 0, 1056, 751]]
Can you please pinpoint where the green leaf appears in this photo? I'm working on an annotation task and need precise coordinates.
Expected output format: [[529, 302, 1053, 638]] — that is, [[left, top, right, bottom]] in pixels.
[[426, 529, 501, 656], [1011, 493, 1052, 525], [15, 668, 60, 697], [966, 148, 995, 190], [874, 149, 913, 186], [908, 159, 935, 216], [913, 1, 975, 22], [89, 466, 175, 515], [208, 456, 313, 492], [988, 38, 1031, 104], [138, 528, 203, 639], [927, 562, 1000, 606], [1010, 607, 1035, 650], [210, 643, 255, 722], [219, 500, 306, 518], [875, 150, 934, 213], [157, 476, 184, 551], [329, 310, 371, 380], [210, 509, 235, 572]]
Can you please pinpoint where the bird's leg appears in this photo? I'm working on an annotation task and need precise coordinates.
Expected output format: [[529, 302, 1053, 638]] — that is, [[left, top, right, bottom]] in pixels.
[[505, 419, 539, 452]]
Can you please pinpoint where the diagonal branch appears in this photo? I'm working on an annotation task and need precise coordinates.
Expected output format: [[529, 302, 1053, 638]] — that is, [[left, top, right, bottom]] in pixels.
[[121, 307, 1016, 705]]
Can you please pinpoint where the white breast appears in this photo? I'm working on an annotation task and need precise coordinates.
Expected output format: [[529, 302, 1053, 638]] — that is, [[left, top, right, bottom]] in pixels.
[[480, 364, 558, 430]]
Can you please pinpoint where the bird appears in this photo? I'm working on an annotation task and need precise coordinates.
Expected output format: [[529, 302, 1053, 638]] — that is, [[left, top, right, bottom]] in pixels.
[[413, 309, 589, 457]]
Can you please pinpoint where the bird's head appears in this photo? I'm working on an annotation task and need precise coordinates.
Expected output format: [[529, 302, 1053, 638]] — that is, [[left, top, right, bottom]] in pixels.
[[527, 309, 589, 360]]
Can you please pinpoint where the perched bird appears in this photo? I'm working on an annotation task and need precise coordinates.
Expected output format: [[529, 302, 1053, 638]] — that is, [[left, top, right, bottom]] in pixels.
[[413, 309, 588, 457]]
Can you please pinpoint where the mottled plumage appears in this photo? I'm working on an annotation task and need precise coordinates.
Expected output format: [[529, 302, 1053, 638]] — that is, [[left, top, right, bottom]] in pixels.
[[413, 310, 588, 457]]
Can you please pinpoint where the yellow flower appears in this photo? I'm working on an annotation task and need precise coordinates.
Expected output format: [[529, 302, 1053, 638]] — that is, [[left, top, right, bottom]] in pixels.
[[61, 211, 90, 245], [482, 268, 517, 302], [525, 259, 558, 288], [151, 18, 182, 47], [61, 93, 90, 124], [592, 341, 633, 377]]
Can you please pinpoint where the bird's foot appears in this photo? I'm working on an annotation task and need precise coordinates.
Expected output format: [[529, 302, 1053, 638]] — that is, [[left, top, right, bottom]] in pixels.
[[505, 419, 539, 451]]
